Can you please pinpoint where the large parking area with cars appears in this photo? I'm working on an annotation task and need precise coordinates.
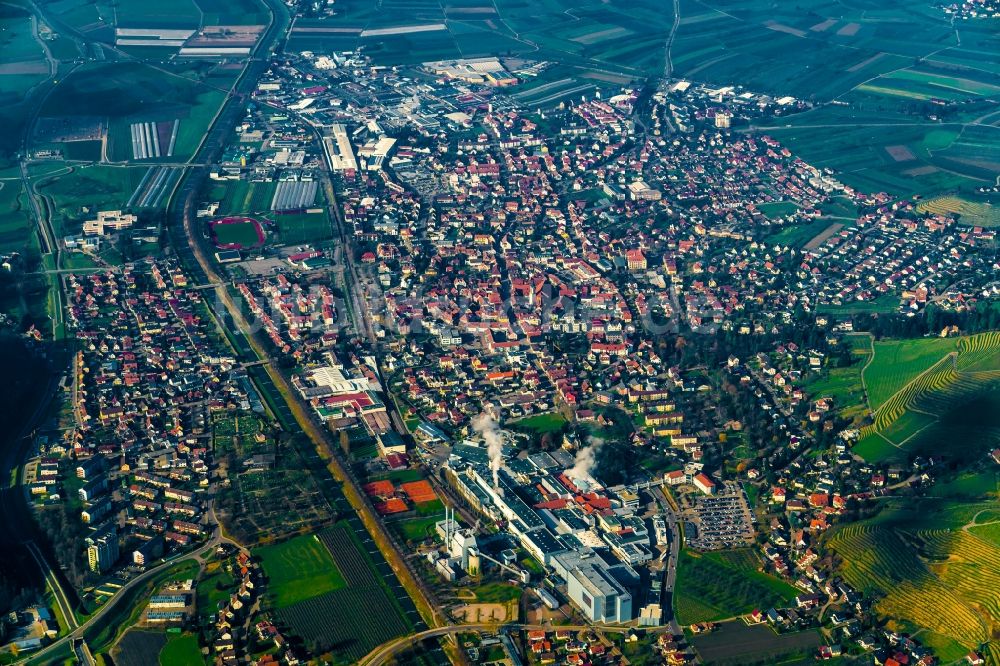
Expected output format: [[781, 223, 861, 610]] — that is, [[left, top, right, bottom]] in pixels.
[[686, 482, 755, 550]]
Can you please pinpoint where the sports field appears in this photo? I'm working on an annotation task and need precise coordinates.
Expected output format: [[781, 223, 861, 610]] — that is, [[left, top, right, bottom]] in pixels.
[[272, 210, 331, 245], [211, 217, 264, 248], [210, 180, 278, 216], [256, 534, 346, 608]]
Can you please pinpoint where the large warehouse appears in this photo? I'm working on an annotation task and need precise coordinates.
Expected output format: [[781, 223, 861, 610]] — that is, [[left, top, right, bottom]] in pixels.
[[552, 549, 637, 624]]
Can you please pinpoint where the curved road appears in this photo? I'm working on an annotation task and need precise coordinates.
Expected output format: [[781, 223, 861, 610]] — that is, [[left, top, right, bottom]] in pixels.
[[24, 541, 77, 631], [360, 622, 667, 666], [19, 526, 236, 665]]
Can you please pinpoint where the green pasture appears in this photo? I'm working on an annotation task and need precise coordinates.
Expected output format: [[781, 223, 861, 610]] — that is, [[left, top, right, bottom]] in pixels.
[[256, 534, 347, 608]]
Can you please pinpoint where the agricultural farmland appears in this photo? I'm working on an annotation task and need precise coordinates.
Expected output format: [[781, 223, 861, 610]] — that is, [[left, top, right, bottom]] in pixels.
[[0, 4, 56, 163], [666, 0, 1000, 200], [854, 332, 1000, 461], [0, 6, 52, 103], [918, 195, 1000, 228], [273, 524, 414, 665], [863, 337, 960, 410], [690, 622, 822, 666], [285, 0, 678, 92], [41, 62, 227, 162], [673, 549, 798, 624], [828, 500, 1000, 663], [764, 105, 1000, 198], [256, 534, 346, 608]]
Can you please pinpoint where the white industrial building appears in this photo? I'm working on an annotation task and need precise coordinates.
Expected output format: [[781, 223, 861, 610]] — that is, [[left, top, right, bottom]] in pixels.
[[552, 549, 636, 624]]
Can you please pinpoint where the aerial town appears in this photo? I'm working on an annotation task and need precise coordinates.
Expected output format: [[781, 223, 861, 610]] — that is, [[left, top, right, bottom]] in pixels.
[[0, 0, 998, 665]]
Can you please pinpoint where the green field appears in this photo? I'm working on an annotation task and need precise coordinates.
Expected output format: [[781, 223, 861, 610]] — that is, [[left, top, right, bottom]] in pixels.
[[62, 140, 103, 161], [273, 525, 414, 665], [969, 521, 1000, 548], [863, 337, 959, 410], [510, 412, 568, 434], [674, 549, 798, 624], [388, 515, 440, 542], [213, 220, 262, 248], [805, 340, 872, 419], [195, 0, 269, 25], [196, 565, 235, 614], [828, 500, 1000, 664], [0, 181, 38, 255], [115, 0, 200, 28], [0, 5, 55, 163], [933, 471, 999, 499], [764, 219, 831, 247], [472, 583, 522, 603], [256, 534, 347, 608], [158, 633, 201, 666], [757, 201, 799, 220], [854, 332, 1000, 461], [41, 62, 226, 162], [32, 165, 149, 238], [0, 8, 50, 101]]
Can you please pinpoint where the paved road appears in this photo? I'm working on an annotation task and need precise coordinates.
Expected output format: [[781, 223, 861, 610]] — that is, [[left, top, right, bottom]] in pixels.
[[663, 0, 681, 80], [24, 541, 77, 631], [72, 638, 96, 666], [360, 622, 663, 666], [19, 537, 225, 665], [652, 486, 683, 635]]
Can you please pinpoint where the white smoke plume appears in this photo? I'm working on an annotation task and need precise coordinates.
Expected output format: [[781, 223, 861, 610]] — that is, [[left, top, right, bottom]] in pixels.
[[567, 438, 602, 484], [472, 411, 504, 486]]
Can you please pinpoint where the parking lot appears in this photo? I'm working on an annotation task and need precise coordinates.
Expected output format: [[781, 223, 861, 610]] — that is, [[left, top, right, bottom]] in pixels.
[[686, 482, 755, 550]]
